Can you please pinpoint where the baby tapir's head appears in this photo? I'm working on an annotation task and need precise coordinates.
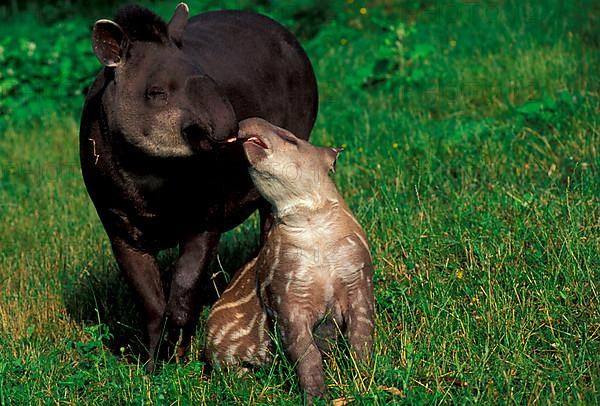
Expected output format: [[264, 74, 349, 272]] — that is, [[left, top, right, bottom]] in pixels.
[[238, 118, 341, 212]]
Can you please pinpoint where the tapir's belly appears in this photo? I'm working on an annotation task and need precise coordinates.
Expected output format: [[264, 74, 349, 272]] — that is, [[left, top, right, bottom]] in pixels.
[[113, 157, 260, 249]]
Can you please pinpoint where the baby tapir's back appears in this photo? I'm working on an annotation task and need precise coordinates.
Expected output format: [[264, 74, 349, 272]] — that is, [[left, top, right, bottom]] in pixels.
[[205, 257, 272, 365]]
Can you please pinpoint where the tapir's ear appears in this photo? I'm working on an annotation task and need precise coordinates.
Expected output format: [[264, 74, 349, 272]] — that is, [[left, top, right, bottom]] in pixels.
[[168, 3, 189, 47], [322, 147, 343, 174], [92, 19, 128, 67], [186, 75, 238, 142]]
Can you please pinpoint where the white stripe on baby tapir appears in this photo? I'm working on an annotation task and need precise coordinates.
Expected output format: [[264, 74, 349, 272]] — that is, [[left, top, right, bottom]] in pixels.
[[221, 257, 257, 296], [226, 342, 242, 360], [229, 313, 259, 342], [245, 344, 256, 359], [210, 318, 241, 346], [209, 289, 256, 316], [257, 311, 267, 348], [359, 264, 366, 282]]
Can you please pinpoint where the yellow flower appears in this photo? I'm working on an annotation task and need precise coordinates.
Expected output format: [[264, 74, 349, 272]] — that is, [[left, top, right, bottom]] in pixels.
[[392, 143, 399, 149], [449, 39, 457, 48], [456, 270, 464, 279], [359, 7, 367, 15]]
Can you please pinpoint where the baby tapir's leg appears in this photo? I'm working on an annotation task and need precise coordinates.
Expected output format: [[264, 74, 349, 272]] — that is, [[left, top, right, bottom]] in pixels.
[[345, 269, 375, 362], [206, 258, 272, 366], [278, 313, 326, 402]]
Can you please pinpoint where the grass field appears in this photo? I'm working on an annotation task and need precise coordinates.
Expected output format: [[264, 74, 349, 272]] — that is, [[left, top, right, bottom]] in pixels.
[[0, 0, 598, 404]]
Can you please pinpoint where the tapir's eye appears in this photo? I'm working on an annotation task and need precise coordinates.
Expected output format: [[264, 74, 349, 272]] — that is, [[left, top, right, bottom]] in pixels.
[[145, 86, 168, 103], [278, 132, 298, 145]]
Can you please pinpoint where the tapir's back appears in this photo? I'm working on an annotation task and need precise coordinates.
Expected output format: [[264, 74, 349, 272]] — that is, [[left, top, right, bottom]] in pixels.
[[183, 10, 318, 140], [206, 257, 272, 366]]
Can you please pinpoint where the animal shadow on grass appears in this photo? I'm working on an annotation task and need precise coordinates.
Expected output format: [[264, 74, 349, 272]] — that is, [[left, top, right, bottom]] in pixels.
[[61, 217, 260, 365]]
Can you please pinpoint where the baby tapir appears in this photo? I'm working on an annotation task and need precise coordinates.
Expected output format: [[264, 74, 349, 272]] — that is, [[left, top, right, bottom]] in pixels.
[[206, 118, 375, 401]]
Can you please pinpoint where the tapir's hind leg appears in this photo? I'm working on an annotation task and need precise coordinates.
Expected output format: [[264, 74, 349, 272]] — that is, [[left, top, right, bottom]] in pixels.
[[345, 284, 375, 363]]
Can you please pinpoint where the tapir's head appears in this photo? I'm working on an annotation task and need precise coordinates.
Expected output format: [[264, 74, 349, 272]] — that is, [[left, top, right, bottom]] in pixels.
[[92, 3, 237, 157], [239, 118, 341, 211]]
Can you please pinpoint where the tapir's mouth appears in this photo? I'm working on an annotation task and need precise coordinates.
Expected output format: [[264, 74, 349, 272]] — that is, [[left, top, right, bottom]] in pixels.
[[244, 136, 269, 149], [239, 132, 270, 165], [237, 132, 269, 149]]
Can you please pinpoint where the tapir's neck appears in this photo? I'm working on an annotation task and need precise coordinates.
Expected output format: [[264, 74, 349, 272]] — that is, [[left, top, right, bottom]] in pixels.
[[273, 186, 352, 230], [272, 178, 340, 219]]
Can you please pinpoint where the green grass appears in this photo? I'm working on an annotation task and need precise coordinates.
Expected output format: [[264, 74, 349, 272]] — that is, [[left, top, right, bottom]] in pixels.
[[1, 0, 599, 404]]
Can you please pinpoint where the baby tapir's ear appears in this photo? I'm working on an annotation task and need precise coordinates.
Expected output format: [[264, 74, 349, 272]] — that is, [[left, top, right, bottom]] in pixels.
[[322, 147, 343, 174]]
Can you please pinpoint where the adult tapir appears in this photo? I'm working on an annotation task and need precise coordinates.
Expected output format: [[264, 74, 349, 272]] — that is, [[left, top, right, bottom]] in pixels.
[[79, 3, 318, 371]]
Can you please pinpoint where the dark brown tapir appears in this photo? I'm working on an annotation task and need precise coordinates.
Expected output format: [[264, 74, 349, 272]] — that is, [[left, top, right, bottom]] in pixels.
[[79, 3, 317, 371]]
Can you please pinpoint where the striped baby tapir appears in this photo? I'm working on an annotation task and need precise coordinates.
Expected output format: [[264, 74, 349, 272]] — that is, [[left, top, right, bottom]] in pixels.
[[206, 118, 375, 402]]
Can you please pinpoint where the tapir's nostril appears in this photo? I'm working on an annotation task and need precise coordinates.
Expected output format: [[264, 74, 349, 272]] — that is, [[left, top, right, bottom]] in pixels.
[[182, 124, 214, 152], [182, 124, 209, 140]]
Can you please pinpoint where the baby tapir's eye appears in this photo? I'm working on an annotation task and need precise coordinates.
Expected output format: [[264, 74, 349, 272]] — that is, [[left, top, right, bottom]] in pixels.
[[145, 86, 168, 103], [279, 132, 298, 145]]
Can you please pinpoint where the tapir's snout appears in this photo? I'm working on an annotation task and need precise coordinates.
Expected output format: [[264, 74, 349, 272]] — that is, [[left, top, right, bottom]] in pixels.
[[184, 74, 238, 146], [181, 122, 215, 152]]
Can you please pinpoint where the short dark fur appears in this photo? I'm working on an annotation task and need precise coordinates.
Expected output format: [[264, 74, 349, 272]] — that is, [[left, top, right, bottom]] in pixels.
[[80, 4, 318, 373], [114, 5, 169, 43]]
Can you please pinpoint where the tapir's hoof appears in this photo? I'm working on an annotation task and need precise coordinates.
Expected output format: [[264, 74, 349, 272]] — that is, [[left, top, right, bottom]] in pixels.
[[145, 358, 156, 374]]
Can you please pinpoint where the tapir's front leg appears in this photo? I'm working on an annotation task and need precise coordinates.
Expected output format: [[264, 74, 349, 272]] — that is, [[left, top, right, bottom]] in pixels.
[[110, 237, 165, 373], [278, 314, 326, 404], [166, 231, 220, 358]]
